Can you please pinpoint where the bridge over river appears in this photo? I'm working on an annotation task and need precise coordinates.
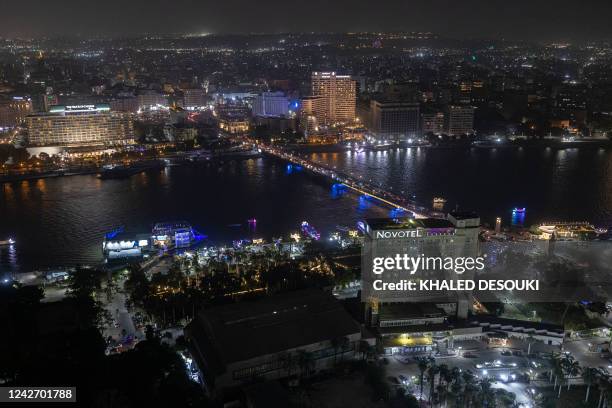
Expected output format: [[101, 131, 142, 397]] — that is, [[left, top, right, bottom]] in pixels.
[[259, 145, 442, 219]]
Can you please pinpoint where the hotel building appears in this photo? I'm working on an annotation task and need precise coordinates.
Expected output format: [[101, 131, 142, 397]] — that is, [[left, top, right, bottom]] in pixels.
[[369, 99, 420, 140], [26, 104, 134, 147], [0, 96, 32, 128], [252, 92, 289, 117], [309, 72, 356, 125], [361, 212, 481, 354]]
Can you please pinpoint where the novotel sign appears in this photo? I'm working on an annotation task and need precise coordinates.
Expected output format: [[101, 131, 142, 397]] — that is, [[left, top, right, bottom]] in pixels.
[[374, 228, 455, 239]]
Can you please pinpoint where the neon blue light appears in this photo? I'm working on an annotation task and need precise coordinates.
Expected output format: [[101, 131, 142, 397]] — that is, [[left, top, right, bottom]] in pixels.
[[105, 226, 124, 240]]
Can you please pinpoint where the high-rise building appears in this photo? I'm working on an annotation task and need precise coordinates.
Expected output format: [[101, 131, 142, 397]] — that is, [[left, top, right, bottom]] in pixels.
[[361, 212, 481, 354], [252, 92, 289, 117], [136, 90, 167, 109], [310, 72, 356, 124], [445, 105, 475, 136], [369, 99, 419, 140], [109, 96, 139, 113], [421, 110, 445, 135], [26, 104, 134, 147], [183, 88, 207, 109], [299, 95, 326, 136], [0, 96, 32, 128]]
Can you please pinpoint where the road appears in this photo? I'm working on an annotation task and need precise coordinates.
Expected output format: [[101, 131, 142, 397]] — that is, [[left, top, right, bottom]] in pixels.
[[383, 338, 564, 407], [102, 276, 144, 350]]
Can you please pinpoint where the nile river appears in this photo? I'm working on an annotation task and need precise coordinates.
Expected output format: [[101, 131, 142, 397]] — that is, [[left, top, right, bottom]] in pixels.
[[1, 145, 611, 272]]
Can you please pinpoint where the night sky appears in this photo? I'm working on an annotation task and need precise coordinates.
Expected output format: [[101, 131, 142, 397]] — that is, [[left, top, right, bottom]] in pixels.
[[1, 0, 612, 41]]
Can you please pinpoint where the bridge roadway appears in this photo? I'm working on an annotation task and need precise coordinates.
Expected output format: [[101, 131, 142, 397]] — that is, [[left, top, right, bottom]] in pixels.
[[259, 145, 439, 219]]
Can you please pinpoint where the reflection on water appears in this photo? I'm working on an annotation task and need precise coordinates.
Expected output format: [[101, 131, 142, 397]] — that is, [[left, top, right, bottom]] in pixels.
[[309, 146, 612, 228], [1, 146, 611, 271], [0, 158, 388, 270]]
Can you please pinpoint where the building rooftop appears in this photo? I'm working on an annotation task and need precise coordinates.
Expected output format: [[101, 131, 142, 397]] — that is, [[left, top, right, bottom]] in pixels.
[[378, 303, 446, 320], [186, 289, 361, 375], [448, 211, 479, 220], [365, 217, 454, 231], [469, 315, 564, 334]]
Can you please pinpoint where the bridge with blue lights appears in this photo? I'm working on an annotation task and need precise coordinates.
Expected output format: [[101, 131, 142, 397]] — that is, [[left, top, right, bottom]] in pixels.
[[259, 145, 440, 219]]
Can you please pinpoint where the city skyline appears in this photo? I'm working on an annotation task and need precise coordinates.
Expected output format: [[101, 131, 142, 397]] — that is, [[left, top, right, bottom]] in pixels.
[[1, 0, 612, 42], [2, 8, 612, 406]]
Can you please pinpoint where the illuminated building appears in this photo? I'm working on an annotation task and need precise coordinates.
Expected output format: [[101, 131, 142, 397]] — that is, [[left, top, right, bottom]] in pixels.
[[421, 110, 445, 135], [0, 96, 32, 128], [219, 118, 249, 135], [183, 88, 207, 109], [299, 95, 325, 135], [444, 105, 475, 136], [361, 213, 482, 354], [252, 92, 289, 117], [369, 99, 420, 140], [26, 104, 134, 147], [310, 72, 356, 124], [32, 93, 59, 113], [109, 96, 139, 113], [216, 104, 250, 135], [152, 221, 200, 248], [136, 90, 168, 109]]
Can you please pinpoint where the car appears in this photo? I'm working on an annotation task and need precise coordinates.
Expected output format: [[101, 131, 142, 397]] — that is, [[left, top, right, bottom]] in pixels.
[[463, 352, 477, 358], [512, 350, 523, 356], [498, 372, 517, 383], [501, 350, 512, 356], [398, 374, 408, 384]]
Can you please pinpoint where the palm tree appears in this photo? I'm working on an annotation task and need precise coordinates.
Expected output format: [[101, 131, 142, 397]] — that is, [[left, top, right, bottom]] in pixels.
[[597, 376, 607, 408], [554, 361, 565, 397], [427, 362, 439, 405], [479, 377, 494, 407], [526, 334, 535, 355], [563, 358, 580, 391], [438, 364, 450, 388], [583, 367, 597, 403], [417, 356, 430, 405], [449, 372, 463, 408], [600, 380, 612, 408], [462, 370, 477, 408], [437, 364, 451, 407]]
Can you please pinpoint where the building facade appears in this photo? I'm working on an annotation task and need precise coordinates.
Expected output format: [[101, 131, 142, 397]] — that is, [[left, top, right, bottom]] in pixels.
[[299, 95, 326, 136], [369, 99, 420, 140], [252, 92, 289, 117], [26, 104, 134, 147], [445, 105, 475, 136], [185, 290, 365, 395], [183, 88, 207, 109], [0, 96, 33, 128], [310, 72, 356, 125], [421, 111, 446, 135]]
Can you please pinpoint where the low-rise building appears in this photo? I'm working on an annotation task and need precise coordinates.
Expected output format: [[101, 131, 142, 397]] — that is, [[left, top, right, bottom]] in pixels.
[[185, 289, 364, 395]]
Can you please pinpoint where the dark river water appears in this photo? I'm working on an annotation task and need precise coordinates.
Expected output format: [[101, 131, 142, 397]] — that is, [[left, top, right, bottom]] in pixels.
[[1, 145, 611, 272]]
